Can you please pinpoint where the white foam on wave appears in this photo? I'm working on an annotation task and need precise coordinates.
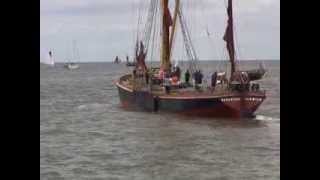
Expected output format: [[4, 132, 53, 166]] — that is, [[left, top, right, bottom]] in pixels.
[[76, 103, 112, 111], [255, 115, 280, 121]]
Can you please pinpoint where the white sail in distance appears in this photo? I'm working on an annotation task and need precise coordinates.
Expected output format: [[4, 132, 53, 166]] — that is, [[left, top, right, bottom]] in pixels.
[[40, 48, 55, 66]]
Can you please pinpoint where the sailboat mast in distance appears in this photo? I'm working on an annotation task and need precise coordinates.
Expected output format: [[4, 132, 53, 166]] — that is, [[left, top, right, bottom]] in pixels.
[[223, 0, 236, 76], [72, 40, 77, 61], [49, 50, 55, 66]]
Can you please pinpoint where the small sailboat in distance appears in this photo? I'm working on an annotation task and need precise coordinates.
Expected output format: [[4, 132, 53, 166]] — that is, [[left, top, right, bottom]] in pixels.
[[48, 51, 55, 66], [245, 62, 267, 81], [114, 56, 121, 64], [126, 55, 136, 66], [40, 49, 55, 67], [65, 62, 79, 70], [65, 40, 80, 70]]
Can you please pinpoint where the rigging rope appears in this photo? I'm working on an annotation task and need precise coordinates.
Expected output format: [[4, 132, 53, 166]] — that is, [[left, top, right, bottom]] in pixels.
[[143, 0, 158, 54], [178, 3, 199, 74], [150, 0, 160, 66]]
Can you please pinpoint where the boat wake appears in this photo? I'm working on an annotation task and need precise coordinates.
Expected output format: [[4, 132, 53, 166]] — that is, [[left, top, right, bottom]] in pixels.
[[255, 115, 280, 122], [76, 103, 112, 111]]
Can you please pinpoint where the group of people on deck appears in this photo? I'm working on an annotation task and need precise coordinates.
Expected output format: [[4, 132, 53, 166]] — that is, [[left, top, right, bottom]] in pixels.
[[160, 65, 227, 94], [130, 54, 226, 94]]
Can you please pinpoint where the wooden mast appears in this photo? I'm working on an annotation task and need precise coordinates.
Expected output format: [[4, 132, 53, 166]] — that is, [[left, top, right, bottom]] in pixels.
[[161, 0, 172, 72], [169, 0, 180, 60], [224, 0, 236, 77]]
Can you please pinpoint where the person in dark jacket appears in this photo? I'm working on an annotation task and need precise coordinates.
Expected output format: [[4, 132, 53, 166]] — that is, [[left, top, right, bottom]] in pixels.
[[198, 70, 203, 84], [193, 71, 198, 84], [175, 66, 181, 79], [145, 71, 149, 84], [163, 74, 171, 94], [211, 72, 217, 90], [185, 70, 190, 84], [133, 69, 137, 78], [193, 70, 202, 89]]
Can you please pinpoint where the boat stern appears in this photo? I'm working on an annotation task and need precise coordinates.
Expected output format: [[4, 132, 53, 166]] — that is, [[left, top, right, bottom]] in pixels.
[[221, 91, 266, 118]]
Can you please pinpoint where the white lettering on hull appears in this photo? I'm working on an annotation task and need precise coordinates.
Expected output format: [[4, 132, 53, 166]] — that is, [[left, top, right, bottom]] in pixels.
[[221, 97, 263, 102]]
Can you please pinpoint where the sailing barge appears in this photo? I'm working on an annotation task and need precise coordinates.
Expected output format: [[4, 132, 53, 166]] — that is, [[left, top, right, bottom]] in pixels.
[[116, 0, 266, 118]]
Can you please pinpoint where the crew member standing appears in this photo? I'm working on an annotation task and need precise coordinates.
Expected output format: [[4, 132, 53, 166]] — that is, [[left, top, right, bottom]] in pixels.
[[198, 70, 203, 84], [163, 74, 171, 94], [175, 66, 181, 79], [211, 72, 217, 90], [185, 69, 190, 85], [145, 71, 149, 85]]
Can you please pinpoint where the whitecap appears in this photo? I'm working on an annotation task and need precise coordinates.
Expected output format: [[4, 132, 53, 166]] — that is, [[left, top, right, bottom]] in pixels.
[[255, 115, 280, 121], [76, 103, 112, 111]]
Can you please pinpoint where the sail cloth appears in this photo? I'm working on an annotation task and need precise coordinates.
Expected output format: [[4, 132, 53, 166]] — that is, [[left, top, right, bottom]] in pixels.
[[223, 0, 236, 74], [135, 41, 147, 71], [165, 6, 173, 27]]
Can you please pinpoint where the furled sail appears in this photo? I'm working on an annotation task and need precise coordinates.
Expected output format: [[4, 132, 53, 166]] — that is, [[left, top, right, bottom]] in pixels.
[[223, 0, 236, 75], [160, 0, 172, 71]]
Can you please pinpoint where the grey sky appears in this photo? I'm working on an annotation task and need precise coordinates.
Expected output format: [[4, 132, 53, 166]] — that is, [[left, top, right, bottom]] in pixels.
[[40, 0, 280, 62]]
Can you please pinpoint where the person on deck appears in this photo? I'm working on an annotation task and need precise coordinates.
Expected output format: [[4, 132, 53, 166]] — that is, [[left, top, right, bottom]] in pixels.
[[169, 63, 172, 73], [198, 70, 203, 84], [133, 69, 137, 78], [185, 70, 190, 85], [211, 72, 218, 90], [145, 71, 149, 85], [193, 71, 199, 89], [163, 74, 171, 94], [175, 66, 181, 79], [193, 71, 197, 83], [193, 70, 203, 90], [115, 56, 119, 63]]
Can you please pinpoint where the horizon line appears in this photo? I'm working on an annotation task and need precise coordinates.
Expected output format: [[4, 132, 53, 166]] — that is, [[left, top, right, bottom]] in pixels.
[[49, 59, 280, 63]]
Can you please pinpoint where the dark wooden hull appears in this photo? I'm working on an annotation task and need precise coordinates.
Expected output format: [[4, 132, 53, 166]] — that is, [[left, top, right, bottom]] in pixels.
[[116, 81, 265, 118], [157, 96, 263, 118], [117, 82, 155, 111]]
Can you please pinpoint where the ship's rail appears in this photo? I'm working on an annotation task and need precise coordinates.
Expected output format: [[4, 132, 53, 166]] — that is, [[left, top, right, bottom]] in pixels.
[[159, 87, 266, 97], [118, 73, 266, 97]]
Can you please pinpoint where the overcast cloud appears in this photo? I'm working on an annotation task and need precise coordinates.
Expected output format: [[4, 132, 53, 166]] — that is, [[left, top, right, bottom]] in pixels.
[[40, 0, 280, 62]]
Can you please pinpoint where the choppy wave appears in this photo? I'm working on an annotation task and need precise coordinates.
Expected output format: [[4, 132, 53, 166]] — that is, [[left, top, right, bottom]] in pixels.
[[41, 61, 280, 179]]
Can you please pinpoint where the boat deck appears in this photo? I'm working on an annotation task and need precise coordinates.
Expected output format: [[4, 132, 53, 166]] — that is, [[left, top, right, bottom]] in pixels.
[[118, 74, 265, 98]]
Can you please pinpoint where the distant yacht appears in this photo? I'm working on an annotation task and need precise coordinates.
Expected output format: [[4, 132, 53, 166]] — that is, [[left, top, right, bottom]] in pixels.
[[126, 55, 136, 66], [65, 62, 79, 70], [114, 56, 121, 64], [40, 50, 55, 67], [65, 40, 80, 70], [245, 62, 267, 81]]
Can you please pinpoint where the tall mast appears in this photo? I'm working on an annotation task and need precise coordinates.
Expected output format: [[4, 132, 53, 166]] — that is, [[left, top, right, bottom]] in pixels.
[[224, 0, 236, 76], [169, 0, 180, 60], [161, 0, 172, 71], [72, 40, 76, 62]]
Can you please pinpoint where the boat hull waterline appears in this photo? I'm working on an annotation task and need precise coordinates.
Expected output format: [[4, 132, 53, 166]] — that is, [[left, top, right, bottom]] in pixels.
[[116, 78, 265, 119]]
